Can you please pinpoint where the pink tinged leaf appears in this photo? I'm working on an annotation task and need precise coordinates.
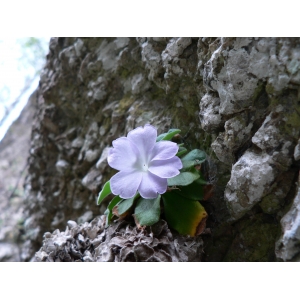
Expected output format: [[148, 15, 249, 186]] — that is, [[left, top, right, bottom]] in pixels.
[[148, 156, 182, 178], [107, 137, 139, 171], [127, 124, 157, 162], [150, 141, 179, 161], [138, 172, 168, 199], [110, 170, 143, 199]]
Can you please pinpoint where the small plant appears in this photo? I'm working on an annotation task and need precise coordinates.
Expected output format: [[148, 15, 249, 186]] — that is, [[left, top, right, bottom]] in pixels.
[[97, 124, 209, 237]]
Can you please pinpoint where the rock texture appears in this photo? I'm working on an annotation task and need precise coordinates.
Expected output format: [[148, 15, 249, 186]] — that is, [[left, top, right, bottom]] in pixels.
[[275, 172, 300, 261], [0, 91, 37, 261], [18, 37, 300, 261], [35, 218, 203, 262]]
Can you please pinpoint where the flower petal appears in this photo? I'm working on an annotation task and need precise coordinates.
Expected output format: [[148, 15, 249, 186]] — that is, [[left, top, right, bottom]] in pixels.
[[138, 172, 167, 199], [148, 156, 182, 178], [127, 124, 157, 163], [110, 170, 143, 199], [150, 141, 179, 161], [107, 137, 139, 171]]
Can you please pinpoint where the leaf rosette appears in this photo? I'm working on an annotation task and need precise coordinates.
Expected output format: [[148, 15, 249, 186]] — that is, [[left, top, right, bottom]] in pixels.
[[97, 125, 210, 236]]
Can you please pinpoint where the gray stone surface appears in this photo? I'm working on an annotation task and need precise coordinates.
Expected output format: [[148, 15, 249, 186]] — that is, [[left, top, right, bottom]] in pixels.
[[0, 91, 37, 262], [276, 174, 300, 261], [12, 37, 300, 261]]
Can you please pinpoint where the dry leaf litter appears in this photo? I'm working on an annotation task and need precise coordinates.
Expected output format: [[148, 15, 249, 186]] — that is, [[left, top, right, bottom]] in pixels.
[[35, 216, 203, 262]]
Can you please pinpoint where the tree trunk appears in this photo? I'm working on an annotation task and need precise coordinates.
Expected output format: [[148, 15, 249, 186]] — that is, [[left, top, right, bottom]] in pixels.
[[19, 37, 300, 261]]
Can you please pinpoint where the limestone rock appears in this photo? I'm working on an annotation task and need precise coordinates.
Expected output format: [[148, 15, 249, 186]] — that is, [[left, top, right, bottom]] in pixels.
[[276, 175, 300, 261]]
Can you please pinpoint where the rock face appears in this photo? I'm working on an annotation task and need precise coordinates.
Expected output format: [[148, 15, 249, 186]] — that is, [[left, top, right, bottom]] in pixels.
[[275, 173, 300, 261], [0, 91, 37, 262], [19, 37, 300, 261]]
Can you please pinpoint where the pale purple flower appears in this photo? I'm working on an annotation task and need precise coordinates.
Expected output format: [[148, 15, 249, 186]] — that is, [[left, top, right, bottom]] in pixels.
[[107, 124, 182, 199]]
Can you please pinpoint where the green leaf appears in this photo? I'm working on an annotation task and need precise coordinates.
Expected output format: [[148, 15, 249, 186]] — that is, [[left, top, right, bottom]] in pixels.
[[117, 196, 136, 215], [176, 146, 188, 157], [108, 195, 123, 210], [181, 160, 194, 169], [106, 195, 123, 226], [134, 195, 161, 226], [174, 178, 207, 201], [162, 192, 207, 236], [167, 168, 200, 186], [156, 129, 181, 142], [181, 149, 206, 170], [97, 181, 111, 205], [181, 149, 206, 162], [182, 159, 204, 169]]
